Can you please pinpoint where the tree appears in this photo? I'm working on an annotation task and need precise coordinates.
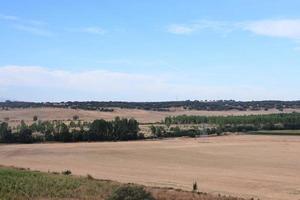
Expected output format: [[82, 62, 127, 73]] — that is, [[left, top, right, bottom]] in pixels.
[[33, 115, 38, 121], [0, 122, 13, 143], [126, 118, 139, 140], [59, 123, 72, 142], [164, 117, 172, 128], [89, 119, 110, 141], [18, 128, 33, 143], [150, 125, 156, 135]]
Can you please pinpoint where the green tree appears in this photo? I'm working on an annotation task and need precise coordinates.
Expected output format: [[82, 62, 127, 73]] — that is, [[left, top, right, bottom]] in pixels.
[[0, 122, 13, 143], [18, 128, 33, 143], [56, 123, 72, 142], [89, 119, 111, 141]]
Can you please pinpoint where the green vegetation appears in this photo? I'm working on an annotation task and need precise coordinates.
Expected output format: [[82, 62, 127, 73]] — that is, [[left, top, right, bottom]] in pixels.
[[0, 117, 140, 144], [165, 113, 300, 126], [108, 185, 154, 200], [155, 113, 300, 138], [0, 167, 119, 200], [2, 112, 300, 144], [250, 130, 300, 136], [2, 100, 300, 111], [0, 167, 246, 200]]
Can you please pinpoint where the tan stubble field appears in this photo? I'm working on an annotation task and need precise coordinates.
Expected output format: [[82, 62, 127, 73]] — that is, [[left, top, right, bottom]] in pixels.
[[1, 107, 299, 124], [0, 135, 300, 200]]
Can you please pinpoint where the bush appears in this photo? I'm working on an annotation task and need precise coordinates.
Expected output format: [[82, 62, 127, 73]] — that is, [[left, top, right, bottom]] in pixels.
[[33, 115, 38, 121], [86, 174, 94, 180], [62, 170, 72, 175], [192, 181, 198, 192], [108, 185, 154, 200]]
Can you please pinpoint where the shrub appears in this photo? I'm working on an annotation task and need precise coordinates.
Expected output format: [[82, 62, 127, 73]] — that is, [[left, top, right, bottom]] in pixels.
[[33, 115, 38, 121], [87, 174, 94, 180], [192, 181, 198, 192], [62, 170, 72, 175], [108, 185, 154, 200]]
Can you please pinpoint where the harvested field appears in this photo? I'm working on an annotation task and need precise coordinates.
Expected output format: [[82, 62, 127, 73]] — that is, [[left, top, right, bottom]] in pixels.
[[1, 107, 299, 124], [0, 166, 245, 200], [0, 135, 300, 200]]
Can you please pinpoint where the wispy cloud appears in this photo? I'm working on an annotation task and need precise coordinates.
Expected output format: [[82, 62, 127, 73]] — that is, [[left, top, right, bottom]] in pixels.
[[167, 24, 196, 35], [96, 59, 182, 72], [0, 65, 295, 101], [0, 13, 53, 37], [80, 26, 106, 34], [0, 14, 19, 21], [167, 20, 233, 35], [241, 19, 300, 39], [167, 19, 300, 40], [96, 59, 168, 66], [66, 26, 107, 35], [13, 24, 53, 37]]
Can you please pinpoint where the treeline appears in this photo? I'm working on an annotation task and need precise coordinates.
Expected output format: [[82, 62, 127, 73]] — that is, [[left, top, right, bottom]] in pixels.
[[1, 100, 300, 111], [149, 113, 300, 139], [165, 113, 300, 126], [0, 117, 141, 144], [164, 113, 300, 134]]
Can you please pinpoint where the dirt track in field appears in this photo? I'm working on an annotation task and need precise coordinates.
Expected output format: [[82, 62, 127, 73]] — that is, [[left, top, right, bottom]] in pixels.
[[1, 107, 299, 124], [1, 135, 300, 200]]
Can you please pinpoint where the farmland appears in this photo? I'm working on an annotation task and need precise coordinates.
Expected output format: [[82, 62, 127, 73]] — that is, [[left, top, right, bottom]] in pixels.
[[0, 166, 246, 200], [1, 135, 300, 200], [1, 107, 299, 125]]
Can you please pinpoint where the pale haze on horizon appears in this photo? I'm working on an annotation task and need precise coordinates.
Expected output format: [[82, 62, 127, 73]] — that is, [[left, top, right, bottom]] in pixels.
[[0, 0, 300, 102]]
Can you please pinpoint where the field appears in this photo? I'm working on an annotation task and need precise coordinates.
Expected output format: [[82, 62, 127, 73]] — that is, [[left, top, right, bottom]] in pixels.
[[1, 135, 300, 200], [1, 107, 299, 125], [0, 166, 245, 200]]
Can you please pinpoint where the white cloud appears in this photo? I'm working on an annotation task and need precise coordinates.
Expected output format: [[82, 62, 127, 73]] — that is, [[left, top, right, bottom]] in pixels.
[[167, 19, 300, 40], [0, 13, 45, 25], [0, 65, 156, 88], [13, 24, 53, 37], [0, 13, 52, 37], [66, 26, 107, 35], [0, 14, 19, 21], [0, 65, 297, 101], [167, 20, 233, 35], [241, 19, 300, 39], [167, 24, 196, 35], [80, 26, 106, 34], [0, 65, 168, 101]]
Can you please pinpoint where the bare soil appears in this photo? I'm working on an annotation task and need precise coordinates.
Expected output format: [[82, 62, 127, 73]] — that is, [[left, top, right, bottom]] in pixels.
[[0, 135, 299, 200]]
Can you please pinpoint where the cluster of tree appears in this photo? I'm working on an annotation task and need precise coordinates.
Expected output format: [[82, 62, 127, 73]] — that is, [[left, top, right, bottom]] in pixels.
[[2, 100, 300, 111], [165, 113, 300, 127], [155, 113, 300, 138], [150, 125, 203, 138], [150, 121, 300, 139], [0, 117, 141, 144]]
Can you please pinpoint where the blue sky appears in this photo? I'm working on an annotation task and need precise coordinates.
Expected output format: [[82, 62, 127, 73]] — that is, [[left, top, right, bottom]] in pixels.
[[0, 0, 300, 101]]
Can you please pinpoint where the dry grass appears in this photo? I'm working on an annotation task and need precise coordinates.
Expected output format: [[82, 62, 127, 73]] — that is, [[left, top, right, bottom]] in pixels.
[[0, 135, 299, 200], [0, 166, 246, 200], [1, 107, 299, 125]]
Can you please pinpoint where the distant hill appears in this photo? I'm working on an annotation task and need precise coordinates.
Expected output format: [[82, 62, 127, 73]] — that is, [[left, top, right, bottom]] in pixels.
[[1, 100, 300, 111]]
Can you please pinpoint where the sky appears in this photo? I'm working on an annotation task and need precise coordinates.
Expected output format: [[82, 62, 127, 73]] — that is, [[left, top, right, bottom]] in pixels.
[[0, 0, 300, 102]]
